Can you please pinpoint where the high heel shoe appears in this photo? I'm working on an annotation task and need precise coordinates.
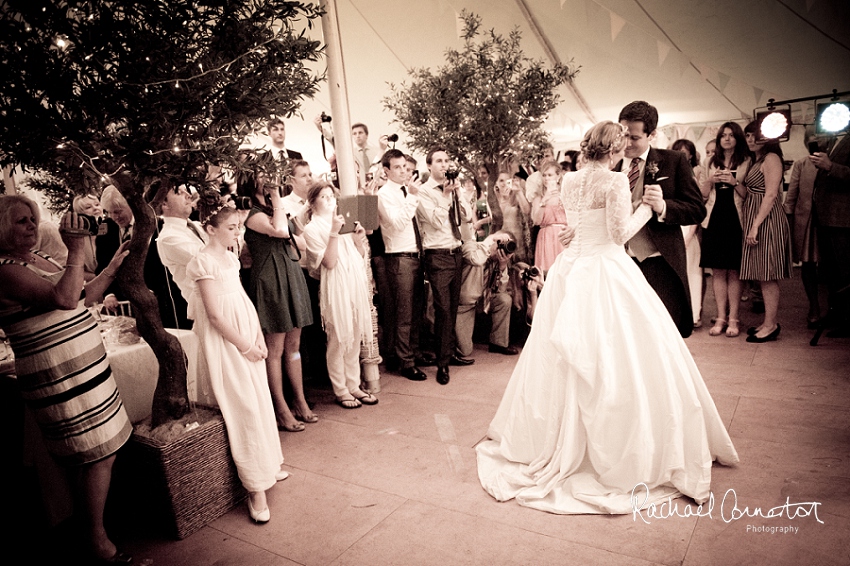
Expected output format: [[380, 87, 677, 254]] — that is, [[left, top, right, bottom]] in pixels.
[[746, 324, 780, 343], [709, 318, 726, 336], [247, 496, 270, 523], [726, 318, 740, 337]]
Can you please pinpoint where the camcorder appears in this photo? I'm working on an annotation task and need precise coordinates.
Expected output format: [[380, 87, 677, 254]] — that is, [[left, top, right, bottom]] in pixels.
[[79, 214, 106, 236], [321, 112, 332, 123], [497, 239, 517, 255]]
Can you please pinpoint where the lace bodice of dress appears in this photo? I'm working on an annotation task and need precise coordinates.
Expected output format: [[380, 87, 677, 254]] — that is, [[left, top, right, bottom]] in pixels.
[[559, 162, 653, 251]]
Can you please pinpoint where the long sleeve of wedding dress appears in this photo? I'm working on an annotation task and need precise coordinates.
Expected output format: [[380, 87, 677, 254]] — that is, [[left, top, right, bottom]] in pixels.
[[605, 173, 653, 245]]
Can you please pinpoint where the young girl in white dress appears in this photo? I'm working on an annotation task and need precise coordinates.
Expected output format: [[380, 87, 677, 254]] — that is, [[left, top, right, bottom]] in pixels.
[[302, 182, 378, 409], [186, 192, 289, 524]]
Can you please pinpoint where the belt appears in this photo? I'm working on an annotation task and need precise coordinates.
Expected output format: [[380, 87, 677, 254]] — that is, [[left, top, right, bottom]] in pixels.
[[385, 251, 420, 258], [424, 247, 463, 255]]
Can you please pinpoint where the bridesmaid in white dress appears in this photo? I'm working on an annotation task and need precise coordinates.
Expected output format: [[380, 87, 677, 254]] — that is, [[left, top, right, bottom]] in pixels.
[[476, 122, 738, 515], [186, 192, 289, 524]]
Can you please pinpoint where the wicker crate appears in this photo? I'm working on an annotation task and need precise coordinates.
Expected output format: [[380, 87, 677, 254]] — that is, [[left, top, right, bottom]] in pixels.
[[127, 408, 246, 539]]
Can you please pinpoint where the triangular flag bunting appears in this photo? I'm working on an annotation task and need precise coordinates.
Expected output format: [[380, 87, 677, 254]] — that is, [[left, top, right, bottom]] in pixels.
[[691, 126, 706, 141], [610, 11, 626, 42], [717, 72, 730, 92], [657, 41, 671, 66], [753, 87, 764, 105]]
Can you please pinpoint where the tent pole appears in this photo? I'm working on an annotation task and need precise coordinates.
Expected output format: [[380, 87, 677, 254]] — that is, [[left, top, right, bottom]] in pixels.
[[321, 0, 357, 197]]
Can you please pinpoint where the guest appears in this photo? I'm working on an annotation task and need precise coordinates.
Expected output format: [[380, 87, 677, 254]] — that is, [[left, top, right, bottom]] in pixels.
[[740, 121, 793, 342], [71, 194, 102, 281], [303, 183, 378, 407], [0, 195, 131, 563], [186, 192, 288, 525], [495, 170, 532, 264], [238, 161, 317, 431], [672, 138, 708, 328], [810, 132, 850, 337], [560, 149, 580, 172], [377, 149, 429, 382], [265, 117, 302, 161], [97, 185, 135, 312], [785, 131, 824, 327], [700, 123, 752, 337], [530, 159, 567, 275], [150, 183, 207, 329]]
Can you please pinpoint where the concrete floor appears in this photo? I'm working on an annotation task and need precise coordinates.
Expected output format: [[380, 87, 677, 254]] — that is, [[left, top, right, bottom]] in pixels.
[[117, 272, 850, 566]]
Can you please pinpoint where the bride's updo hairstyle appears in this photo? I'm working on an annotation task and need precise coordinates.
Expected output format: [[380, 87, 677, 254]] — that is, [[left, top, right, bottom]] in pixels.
[[197, 189, 237, 228], [580, 121, 628, 162]]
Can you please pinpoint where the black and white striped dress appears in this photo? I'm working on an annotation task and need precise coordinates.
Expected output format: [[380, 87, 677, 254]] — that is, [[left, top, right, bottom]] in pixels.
[[0, 253, 131, 466], [739, 158, 792, 281]]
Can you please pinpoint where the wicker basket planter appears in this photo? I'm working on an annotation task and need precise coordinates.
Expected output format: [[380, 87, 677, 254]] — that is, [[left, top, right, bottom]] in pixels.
[[126, 407, 246, 539]]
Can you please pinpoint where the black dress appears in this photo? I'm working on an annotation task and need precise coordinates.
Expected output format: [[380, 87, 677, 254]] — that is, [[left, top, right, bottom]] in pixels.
[[701, 182, 742, 271]]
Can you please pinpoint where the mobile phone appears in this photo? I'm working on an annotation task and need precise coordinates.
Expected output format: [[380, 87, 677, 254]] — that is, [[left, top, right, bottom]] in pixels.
[[365, 172, 374, 182], [411, 170, 419, 181], [808, 141, 819, 155]]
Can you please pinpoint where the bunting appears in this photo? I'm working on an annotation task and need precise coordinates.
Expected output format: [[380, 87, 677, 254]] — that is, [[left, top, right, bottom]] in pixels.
[[657, 40, 671, 66], [610, 11, 626, 42], [717, 72, 730, 93], [753, 87, 764, 105]]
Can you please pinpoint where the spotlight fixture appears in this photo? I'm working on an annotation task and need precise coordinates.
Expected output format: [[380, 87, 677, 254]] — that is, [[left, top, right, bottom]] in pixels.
[[815, 99, 850, 134], [754, 102, 791, 142]]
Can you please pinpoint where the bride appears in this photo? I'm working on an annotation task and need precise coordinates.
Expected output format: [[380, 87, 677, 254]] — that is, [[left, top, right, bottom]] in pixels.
[[476, 121, 738, 514]]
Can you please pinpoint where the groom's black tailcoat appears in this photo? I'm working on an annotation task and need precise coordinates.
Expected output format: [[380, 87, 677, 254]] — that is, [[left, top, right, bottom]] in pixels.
[[616, 147, 706, 338]]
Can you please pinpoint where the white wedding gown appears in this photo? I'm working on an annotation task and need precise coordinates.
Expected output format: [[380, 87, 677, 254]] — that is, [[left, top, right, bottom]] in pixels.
[[476, 162, 739, 514]]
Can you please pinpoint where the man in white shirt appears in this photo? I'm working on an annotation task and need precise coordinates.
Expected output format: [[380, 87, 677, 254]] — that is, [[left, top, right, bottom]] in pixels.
[[154, 185, 207, 327], [377, 149, 428, 381], [416, 148, 473, 385]]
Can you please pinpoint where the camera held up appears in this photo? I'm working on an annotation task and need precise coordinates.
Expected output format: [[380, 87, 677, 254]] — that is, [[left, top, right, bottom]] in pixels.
[[497, 239, 517, 255], [386, 133, 399, 143], [320, 112, 332, 123]]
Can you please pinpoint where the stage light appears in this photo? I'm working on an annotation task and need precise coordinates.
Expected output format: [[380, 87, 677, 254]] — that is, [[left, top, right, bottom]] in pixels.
[[754, 106, 791, 142], [815, 100, 850, 134]]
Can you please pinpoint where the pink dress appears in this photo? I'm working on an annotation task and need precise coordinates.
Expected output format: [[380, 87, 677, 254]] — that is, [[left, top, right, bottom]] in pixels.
[[534, 202, 567, 273]]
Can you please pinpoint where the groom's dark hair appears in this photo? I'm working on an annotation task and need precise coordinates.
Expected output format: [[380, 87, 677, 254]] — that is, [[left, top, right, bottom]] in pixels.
[[619, 101, 658, 135]]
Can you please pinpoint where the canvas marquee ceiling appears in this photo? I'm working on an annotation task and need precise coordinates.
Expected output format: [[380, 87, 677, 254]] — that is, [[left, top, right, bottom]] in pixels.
[[278, 0, 849, 171]]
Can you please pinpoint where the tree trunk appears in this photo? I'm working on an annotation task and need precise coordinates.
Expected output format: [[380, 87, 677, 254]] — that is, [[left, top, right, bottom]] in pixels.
[[112, 175, 190, 428], [485, 161, 503, 233]]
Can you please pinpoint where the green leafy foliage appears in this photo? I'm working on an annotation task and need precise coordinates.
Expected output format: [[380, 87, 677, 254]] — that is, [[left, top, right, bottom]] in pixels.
[[0, 0, 325, 194], [383, 10, 577, 227]]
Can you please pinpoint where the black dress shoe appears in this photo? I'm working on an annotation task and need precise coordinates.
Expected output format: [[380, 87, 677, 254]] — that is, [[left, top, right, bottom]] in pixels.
[[747, 326, 758, 336], [746, 324, 780, 343], [415, 354, 437, 367], [400, 366, 427, 381], [436, 366, 450, 385], [488, 343, 519, 355], [449, 354, 475, 366]]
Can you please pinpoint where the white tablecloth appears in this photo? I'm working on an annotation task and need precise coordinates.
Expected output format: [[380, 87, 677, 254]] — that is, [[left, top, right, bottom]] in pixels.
[[108, 327, 217, 423]]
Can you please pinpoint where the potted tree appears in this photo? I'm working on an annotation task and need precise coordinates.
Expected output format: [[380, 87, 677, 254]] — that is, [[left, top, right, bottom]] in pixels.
[[383, 11, 576, 231]]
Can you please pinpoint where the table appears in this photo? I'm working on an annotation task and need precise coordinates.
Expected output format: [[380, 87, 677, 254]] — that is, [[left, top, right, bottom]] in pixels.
[[107, 327, 217, 422]]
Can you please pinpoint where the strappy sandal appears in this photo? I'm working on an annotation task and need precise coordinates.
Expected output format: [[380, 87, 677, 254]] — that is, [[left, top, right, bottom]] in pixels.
[[353, 392, 379, 405], [726, 318, 740, 337], [293, 409, 319, 423], [336, 397, 362, 409], [709, 318, 727, 336]]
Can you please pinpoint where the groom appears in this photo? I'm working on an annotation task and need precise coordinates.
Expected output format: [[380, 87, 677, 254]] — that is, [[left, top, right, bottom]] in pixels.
[[616, 101, 706, 338]]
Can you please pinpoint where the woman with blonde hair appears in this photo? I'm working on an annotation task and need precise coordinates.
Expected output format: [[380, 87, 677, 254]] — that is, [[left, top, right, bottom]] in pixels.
[[477, 121, 738, 515]]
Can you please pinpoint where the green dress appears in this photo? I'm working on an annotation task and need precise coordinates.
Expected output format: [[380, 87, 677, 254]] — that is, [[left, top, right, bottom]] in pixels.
[[244, 208, 313, 333]]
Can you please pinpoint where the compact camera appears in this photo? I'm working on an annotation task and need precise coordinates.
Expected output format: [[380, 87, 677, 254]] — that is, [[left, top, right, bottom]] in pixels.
[[445, 165, 460, 182], [320, 112, 332, 123], [497, 239, 517, 255], [386, 133, 399, 143], [521, 265, 540, 281]]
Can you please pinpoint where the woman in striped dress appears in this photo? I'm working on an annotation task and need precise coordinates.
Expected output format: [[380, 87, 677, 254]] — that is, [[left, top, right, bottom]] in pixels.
[[739, 122, 793, 342], [0, 195, 132, 563]]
